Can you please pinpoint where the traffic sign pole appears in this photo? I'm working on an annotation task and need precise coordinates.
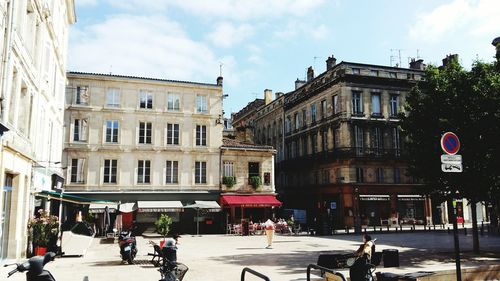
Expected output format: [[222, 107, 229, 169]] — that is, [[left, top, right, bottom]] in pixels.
[[452, 198, 462, 281]]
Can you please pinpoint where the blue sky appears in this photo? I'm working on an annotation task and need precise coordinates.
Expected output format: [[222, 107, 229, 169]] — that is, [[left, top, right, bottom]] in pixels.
[[69, 0, 499, 116]]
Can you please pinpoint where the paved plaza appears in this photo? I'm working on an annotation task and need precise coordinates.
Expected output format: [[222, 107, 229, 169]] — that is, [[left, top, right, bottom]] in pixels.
[[2, 232, 500, 281]]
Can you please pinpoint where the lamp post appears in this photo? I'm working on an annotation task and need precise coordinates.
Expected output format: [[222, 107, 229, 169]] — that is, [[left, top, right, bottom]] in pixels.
[[354, 187, 361, 234]]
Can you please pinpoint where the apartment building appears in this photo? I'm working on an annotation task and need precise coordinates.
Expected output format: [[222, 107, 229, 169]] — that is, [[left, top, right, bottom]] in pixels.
[[64, 72, 223, 234], [0, 0, 75, 260]]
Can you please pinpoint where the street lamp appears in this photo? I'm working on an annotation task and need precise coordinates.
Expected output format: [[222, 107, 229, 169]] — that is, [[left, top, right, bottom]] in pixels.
[[354, 187, 361, 234]]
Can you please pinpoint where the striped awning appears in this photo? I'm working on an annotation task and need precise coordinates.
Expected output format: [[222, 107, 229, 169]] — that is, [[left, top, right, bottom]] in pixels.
[[89, 203, 118, 213], [137, 201, 184, 213], [359, 195, 390, 201]]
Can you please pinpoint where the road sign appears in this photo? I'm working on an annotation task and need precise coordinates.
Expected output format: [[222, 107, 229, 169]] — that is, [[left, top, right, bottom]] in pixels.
[[441, 154, 462, 164], [330, 202, 337, 210], [441, 132, 460, 155], [441, 163, 463, 173]]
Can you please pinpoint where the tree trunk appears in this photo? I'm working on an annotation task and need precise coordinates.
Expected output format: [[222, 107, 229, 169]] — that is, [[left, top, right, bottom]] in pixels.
[[470, 199, 480, 254]]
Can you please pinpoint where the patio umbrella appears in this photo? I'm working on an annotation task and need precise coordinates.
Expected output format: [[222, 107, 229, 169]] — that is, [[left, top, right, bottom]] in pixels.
[[184, 201, 221, 236], [103, 206, 111, 234]]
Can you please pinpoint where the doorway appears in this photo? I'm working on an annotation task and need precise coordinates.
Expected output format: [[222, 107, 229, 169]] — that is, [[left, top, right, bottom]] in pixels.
[[1, 173, 14, 260]]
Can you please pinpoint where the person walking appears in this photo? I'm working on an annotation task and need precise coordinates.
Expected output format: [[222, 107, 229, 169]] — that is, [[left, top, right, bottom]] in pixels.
[[264, 219, 275, 248]]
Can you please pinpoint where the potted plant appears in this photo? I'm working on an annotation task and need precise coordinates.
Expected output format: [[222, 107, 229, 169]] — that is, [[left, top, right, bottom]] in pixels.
[[155, 214, 172, 247], [249, 176, 262, 189], [28, 209, 59, 256], [222, 176, 236, 188]]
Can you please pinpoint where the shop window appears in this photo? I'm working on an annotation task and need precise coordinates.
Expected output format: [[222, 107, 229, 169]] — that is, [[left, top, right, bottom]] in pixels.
[[356, 167, 364, 183]]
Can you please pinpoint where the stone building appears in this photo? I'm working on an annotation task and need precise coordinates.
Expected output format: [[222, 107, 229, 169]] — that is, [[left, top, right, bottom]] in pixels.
[[63, 72, 224, 234], [0, 0, 75, 260], [220, 138, 280, 225]]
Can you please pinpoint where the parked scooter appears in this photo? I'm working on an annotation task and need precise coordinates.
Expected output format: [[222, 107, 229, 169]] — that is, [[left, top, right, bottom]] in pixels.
[[118, 230, 137, 264], [5, 252, 57, 281]]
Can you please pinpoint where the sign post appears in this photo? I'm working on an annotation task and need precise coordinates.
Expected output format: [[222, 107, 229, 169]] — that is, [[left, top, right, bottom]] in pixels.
[[440, 132, 462, 281]]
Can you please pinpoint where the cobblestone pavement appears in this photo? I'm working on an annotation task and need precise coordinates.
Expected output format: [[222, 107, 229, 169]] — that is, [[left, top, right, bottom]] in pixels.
[[2, 232, 499, 281]]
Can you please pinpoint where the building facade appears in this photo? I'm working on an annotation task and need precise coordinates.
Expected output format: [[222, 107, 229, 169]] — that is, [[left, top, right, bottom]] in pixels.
[[63, 72, 224, 234], [0, 0, 75, 260]]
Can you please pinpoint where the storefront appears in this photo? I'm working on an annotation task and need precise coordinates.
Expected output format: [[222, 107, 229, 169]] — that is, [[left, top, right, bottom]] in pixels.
[[397, 195, 425, 224], [220, 194, 282, 224], [358, 195, 391, 226]]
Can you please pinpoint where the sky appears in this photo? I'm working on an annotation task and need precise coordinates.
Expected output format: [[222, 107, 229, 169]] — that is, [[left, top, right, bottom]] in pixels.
[[69, 0, 500, 116]]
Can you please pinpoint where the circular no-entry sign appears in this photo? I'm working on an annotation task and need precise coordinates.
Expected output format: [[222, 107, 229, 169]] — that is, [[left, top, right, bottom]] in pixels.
[[440, 132, 460, 155]]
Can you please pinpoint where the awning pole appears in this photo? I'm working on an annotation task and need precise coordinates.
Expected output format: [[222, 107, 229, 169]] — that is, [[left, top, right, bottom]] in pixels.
[[196, 208, 200, 236]]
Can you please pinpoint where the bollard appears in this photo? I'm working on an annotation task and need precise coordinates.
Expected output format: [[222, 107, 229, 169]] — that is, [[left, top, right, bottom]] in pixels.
[[433, 224, 436, 230], [464, 227, 467, 236], [400, 225, 402, 232], [387, 225, 390, 231], [481, 222, 484, 236], [363, 228, 367, 233], [447, 227, 450, 234], [373, 225, 376, 232]]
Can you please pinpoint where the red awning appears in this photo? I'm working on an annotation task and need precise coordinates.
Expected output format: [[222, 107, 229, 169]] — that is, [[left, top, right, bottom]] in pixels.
[[221, 195, 282, 207]]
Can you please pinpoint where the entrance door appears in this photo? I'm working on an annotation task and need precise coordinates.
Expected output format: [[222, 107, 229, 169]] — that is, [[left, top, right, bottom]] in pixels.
[[1, 174, 14, 260]]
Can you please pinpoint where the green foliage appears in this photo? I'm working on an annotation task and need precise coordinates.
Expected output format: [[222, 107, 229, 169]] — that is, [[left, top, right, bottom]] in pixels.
[[28, 209, 59, 247], [222, 176, 236, 188], [155, 214, 172, 237], [400, 58, 500, 204], [249, 176, 262, 189]]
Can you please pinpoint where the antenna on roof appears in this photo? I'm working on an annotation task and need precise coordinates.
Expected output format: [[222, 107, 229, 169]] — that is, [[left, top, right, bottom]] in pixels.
[[109, 65, 113, 74], [390, 49, 403, 67], [219, 62, 223, 77]]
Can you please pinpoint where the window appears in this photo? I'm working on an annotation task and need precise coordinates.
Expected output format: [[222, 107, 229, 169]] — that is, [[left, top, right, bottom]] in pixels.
[[70, 159, 85, 183], [321, 99, 327, 119], [312, 134, 317, 154], [302, 109, 307, 126], [166, 123, 179, 145], [106, 88, 120, 107], [139, 91, 153, 109], [311, 104, 317, 122], [389, 72, 397, 78], [103, 159, 117, 183], [196, 95, 207, 113], [356, 167, 364, 183], [372, 127, 383, 155], [167, 93, 180, 111], [285, 116, 291, 133], [376, 168, 384, 183], [370, 70, 379, 76], [223, 161, 234, 177], [354, 125, 364, 156], [248, 162, 259, 181], [334, 127, 340, 148], [195, 161, 207, 184], [333, 95, 339, 114], [196, 125, 207, 146], [105, 120, 119, 143], [393, 168, 401, 183], [352, 68, 360, 75], [371, 93, 381, 116], [390, 95, 399, 116], [74, 86, 89, 105], [322, 130, 328, 152], [302, 137, 308, 156], [139, 122, 152, 144], [294, 140, 300, 157], [166, 161, 178, 184], [137, 160, 151, 184], [392, 127, 400, 156], [352, 91, 363, 115], [294, 112, 299, 130], [73, 119, 88, 142]]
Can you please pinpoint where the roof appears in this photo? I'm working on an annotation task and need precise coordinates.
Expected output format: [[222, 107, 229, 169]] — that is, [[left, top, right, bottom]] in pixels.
[[67, 71, 221, 87], [221, 138, 275, 151]]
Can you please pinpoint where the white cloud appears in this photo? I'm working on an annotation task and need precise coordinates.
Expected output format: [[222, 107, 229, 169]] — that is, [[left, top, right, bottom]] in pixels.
[[105, 0, 326, 20], [311, 24, 329, 40], [409, 0, 500, 43], [273, 21, 329, 41], [207, 22, 254, 48], [69, 14, 222, 82]]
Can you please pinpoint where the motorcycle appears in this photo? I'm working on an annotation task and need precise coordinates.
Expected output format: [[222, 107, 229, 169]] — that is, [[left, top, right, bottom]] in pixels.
[[118, 230, 137, 264], [5, 252, 57, 281]]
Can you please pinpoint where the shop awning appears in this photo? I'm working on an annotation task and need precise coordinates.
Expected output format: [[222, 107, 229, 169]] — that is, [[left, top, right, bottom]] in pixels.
[[89, 203, 118, 213], [184, 201, 221, 212], [398, 195, 425, 201], [359, 195, 390, 201], [220, 195, 282, 207], [36, 190, 116, 205], [137, 201, 184, 213]]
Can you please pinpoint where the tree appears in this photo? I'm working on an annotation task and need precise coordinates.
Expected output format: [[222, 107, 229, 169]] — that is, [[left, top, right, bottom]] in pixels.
[[400, 56, 500, 254], [155, 214, 173, 238]]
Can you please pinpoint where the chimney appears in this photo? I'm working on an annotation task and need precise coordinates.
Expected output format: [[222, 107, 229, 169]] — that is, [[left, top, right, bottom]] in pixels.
[[492, 36, 500, 61], [442, 54, 459, 67], [295, 78, 306, 90], [307, 66, 314, 82], [264, 89, 273, 105], [326, 55, 337, 70], [216, 76, 223, 86], [409, 58, 425, 70], [275, 92, 284, 99]]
